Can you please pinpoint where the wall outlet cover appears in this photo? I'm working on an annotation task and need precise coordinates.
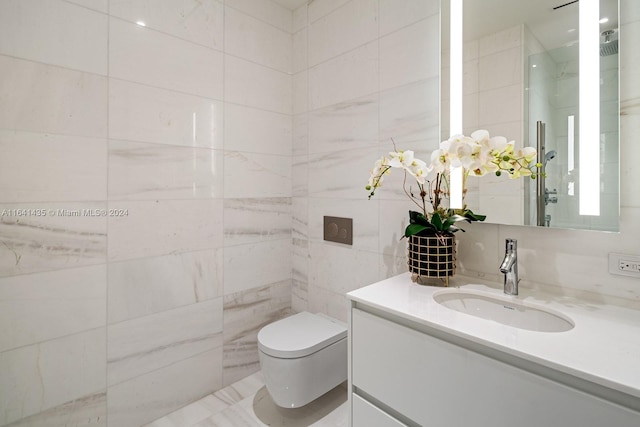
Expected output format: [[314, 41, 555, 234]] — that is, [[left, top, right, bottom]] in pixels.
[[608, 253, 640, 278]]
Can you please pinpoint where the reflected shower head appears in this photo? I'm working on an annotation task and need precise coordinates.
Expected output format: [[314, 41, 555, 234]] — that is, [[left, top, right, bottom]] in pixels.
[[545, 150, 557, 165], [600, 29, 619, 56]]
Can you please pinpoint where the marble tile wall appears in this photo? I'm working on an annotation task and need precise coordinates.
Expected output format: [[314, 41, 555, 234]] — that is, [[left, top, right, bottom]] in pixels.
[[291, 0, 442, 319], [0, 1, 293, 426]]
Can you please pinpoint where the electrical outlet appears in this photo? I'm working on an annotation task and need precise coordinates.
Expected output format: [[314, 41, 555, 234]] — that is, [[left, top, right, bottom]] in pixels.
[[609, 253, 640, 278]]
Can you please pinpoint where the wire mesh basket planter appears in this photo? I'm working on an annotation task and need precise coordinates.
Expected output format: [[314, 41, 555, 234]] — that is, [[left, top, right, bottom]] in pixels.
[[408, 233, 456, 286]]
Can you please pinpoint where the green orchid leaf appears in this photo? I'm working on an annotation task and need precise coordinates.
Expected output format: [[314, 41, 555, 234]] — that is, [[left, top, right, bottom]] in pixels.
[[431, 212, 444, 230], [464, 210, 487, 222], [404, 223, 430, 238]]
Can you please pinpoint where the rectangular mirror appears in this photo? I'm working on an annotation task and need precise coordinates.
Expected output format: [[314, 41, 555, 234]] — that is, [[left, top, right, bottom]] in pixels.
[[441, 0, 619, 231]]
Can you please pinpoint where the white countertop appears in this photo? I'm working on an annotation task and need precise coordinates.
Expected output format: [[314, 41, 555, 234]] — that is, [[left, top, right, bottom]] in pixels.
[[347, 272, 640, 401]]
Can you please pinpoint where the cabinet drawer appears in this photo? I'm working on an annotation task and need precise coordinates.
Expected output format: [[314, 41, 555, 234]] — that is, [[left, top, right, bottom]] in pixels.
[[352, 394, 408, 427], [351, 308, 640, 427]]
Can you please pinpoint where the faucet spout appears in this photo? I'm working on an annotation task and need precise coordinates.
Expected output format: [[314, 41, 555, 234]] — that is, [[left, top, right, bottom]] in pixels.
[[500, 238, 518, 295]]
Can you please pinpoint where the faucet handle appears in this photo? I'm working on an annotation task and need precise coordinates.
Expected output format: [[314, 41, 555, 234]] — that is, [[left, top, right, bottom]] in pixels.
[[505, 238, 517, 251]]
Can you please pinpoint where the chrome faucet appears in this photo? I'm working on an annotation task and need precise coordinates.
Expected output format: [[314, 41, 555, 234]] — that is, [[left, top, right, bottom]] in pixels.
[[499, 238, 519, 295]]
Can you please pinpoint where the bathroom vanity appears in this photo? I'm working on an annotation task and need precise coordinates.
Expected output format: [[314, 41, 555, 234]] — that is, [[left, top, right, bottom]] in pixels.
[[347, 273, 640, 427]]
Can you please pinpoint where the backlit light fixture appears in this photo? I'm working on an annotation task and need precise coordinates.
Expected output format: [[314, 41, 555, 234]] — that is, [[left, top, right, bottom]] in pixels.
[[449, 0, 463, 209], [579, 0, 600, 215]]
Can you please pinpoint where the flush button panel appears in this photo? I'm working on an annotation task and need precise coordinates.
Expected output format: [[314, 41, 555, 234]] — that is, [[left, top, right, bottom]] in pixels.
[[323, 216, 353, 245]]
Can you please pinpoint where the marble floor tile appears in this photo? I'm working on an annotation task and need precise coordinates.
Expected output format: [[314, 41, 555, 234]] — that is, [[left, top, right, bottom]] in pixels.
[[146, 371, 348, 427]]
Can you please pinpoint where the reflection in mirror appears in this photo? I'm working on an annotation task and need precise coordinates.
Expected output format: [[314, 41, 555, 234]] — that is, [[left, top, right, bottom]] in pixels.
[[441, 0, 619, 231]]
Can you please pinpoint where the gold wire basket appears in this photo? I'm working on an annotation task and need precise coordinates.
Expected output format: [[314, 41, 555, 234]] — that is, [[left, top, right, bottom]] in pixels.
[[408, 234, 456, 286]]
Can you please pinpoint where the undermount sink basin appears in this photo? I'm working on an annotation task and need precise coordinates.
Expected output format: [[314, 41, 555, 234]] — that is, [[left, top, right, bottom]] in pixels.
[[433, 289, 574, 332]]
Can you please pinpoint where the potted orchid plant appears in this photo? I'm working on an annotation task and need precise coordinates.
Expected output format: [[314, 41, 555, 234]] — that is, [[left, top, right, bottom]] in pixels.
[[366, 130, 541, 283]]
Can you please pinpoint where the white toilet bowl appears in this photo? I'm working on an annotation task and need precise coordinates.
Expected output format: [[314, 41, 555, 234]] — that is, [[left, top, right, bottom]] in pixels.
[[257, 311, 347, 408]]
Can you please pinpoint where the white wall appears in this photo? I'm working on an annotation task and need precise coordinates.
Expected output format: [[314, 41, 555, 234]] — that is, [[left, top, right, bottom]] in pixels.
[[0, 1, 293, 426]]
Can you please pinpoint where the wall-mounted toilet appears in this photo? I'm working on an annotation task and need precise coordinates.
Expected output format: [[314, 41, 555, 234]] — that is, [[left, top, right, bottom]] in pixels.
[[257, 311, 347, 408]]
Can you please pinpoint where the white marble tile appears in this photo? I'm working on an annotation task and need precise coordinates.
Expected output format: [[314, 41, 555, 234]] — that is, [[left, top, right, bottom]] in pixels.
[[378, 199, 413, 258], [223, 240, 292, 295], [223, 198, 291, 246], [0, 55, 107, 137], [308, 0, 349, 24], [621, 0, 640, 24], [308, 0, 378, 67], [0, 265, 106, 353], [4, 392, 106, 427], [224, 55, 292, 114], [225, 6, 291, 73], [223, 151, 291, 198], [0, 202, 107, 278], [107, 199, 223, 261], [307, 145, 379, 199], [293, 113, 309, 156], [293, 27, 308, 73], [107, 348, 223, 427], [293, 70, 309, 114], [64, 0, 107, 12], [109, 79, 223, 148], [225, 0, 291, 33], [308, 242, 381, 297], [0, 0, 107, 75], [478, 46, 522, 91], [225, 103, 291, 156], [308, 94, 378, 154], [620, 104, 640, 208], [109, 0, 224, 50], [292, 4, 307, 33], [478, 25, 522, 58], [223, 281, 291, 386], [109, 18, 223, 99], [292, 154, 309, 197], [108, 249, 222, 324], [477, 84, 522, 127], [307, 286, 351, 324], [108, 298, 223, 386], [379, 0, 439, 36], [108, 140, 223, 200], [0, 130, 107, 203], [379, 15, 440, 91], [620, 20, 640, 101], [0, 329, 106, 426], [309, 41, 378, 110], [379, 78, 440, 145]]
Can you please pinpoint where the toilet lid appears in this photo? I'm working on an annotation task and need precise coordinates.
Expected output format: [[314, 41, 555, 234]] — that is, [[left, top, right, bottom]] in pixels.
[[257, 311, 347, 359]]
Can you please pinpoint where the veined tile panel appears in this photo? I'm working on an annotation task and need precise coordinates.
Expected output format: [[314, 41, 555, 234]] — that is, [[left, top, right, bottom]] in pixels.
[[379, 78, 440, 145], [0, 329, 106, 426], [109, 18, 223, 99], [293, 4, 307, 33], [308, 0, 350, 24], [223, 151, 291, 198], [0, 55, 107, 137], [107, 298, 223, 386], [307, 145, 379, 199], [293, 27, 308, 73], [379, 15, 440, 92], [223, 198, 292, 246], [308, 0, 378, 67], [293, 71, 309, 115], [0, 130, 107, 203], [224, 0, 291, 33], [224, 104, 291, 156], [478, 46, 522, 91], [379, 0, 439, 36], [64, 0, 108, 12], [0, 0, 107, 75], [107, 199, 223, 261], [107, 348, 223, 427], [0, 265, 106, 353], [308, 94, 378, 154], [477, 84, 522, 127], [293, 113, 309, 156], [292, 154, 309, 197], [0, 202, 107, 278], [225, 6, 292, 73], [222, 281, 291, 386], [224, 55, 292, 114], [109, 0, 224, 50], [308, 41, 378, 110], [108, 249, 223, 324], [109, 79, 223, 148], [307, 285, 351, 324], [108, 140, 223, 200], [3, 392, 106, 427], [223, 240, 292, 295]]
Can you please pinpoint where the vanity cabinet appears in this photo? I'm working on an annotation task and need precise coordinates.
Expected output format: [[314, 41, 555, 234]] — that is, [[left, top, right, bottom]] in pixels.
[[349, 306, 640, 427]]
